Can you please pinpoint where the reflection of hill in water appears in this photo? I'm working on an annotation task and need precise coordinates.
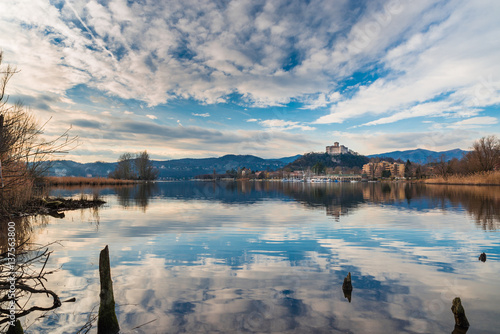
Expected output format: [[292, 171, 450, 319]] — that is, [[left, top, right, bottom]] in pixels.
[[280, 183, 365, 220], [139, 182, 366, 221], [50, 181, 500, 230]]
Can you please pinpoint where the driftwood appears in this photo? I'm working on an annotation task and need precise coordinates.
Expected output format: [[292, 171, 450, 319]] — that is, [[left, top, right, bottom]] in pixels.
[[97, 245, 120, 334], [478, 252, 486, 262], [0, 242, 62, 329]]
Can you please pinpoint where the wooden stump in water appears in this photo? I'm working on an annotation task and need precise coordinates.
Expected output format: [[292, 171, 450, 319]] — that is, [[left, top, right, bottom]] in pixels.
[[97, 245, 120, 334], [342, 272, 353, 291], [341, 272, 353, 302], [478, 252, 486, 262], [451, 297, 470, 329]]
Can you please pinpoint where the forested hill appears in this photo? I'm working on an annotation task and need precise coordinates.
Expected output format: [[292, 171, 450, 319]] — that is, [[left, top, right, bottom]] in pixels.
[[367, 148, 468, 164], [284, 153, 369, 171], [46, 154, 300, 179]]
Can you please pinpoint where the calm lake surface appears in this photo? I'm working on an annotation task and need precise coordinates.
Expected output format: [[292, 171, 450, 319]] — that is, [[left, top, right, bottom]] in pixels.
[[12, 182, 500, 333]]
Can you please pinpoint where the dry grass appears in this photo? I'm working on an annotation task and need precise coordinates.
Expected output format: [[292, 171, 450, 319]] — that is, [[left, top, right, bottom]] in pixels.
[[0, 161, 35, 213], [424, 171, 500, 185], [44, 176, 138, 186]]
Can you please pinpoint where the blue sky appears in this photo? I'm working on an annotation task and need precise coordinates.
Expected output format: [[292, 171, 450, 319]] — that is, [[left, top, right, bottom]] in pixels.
[[1, 0, 499, 162]]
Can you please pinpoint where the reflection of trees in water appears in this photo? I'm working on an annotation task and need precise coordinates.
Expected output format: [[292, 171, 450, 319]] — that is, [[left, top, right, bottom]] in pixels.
[[424, 185, 500, 231], [116, 181, 500, 229], [0, 217, 62, 331], [362, 183, 500, 230], [116, 186, 133, 208], [134, 182, 158, 212], [362, 182, 410, 205], [115, 182, 158, 211], [0, 216, 52, 254]]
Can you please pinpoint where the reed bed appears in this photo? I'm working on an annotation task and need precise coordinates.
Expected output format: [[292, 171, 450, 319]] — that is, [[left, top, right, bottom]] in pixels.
[[424, 171, 500, 185], [44, 176, 139, 186]]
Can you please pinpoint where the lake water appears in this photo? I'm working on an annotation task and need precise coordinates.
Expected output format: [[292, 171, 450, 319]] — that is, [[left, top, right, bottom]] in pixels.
[[4, 181, 500, 333]]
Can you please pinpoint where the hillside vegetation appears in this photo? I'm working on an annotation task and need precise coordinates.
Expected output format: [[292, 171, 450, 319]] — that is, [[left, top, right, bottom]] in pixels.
[[285, 153, 369, 171]]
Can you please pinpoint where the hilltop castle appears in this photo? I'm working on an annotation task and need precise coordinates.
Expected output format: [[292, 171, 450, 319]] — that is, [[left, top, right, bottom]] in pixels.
[[326, 142, 349, 155]]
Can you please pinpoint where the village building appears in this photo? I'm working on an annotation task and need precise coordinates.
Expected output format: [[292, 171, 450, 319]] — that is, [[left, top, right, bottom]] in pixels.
[[362, 161, 405, 178]]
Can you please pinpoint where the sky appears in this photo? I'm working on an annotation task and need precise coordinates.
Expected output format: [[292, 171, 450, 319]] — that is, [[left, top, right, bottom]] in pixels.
[[0, 0, 499, 162]]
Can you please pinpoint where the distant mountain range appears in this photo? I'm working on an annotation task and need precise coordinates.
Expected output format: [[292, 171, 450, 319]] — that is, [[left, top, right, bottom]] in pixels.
[[45, 148, 469, 179], [47, 154, 302, 179], [367, 148, 469, 164]]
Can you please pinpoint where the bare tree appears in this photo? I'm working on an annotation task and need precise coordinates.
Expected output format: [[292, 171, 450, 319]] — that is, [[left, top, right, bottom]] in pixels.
[[465, 135, 500, 172], [109, 153, 136, 180], [0, 52, 76, 214], [433, 154, 451, 179], [135, 151, 158, 181]]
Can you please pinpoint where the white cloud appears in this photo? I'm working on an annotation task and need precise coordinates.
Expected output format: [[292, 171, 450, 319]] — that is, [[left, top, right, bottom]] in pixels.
[[246, 118, 259, 122], [146, 114, 157, 119], [314, 1, 500, 125], [299, 92, 342, 110], [259, 119, 316, 131], [0, 0, 360, 108], [4, 0, 498, 117], [448, 116, 498, 129], [192, 113, 210, 117], [58, 114, 320, 162], [360, 101, 471, 127]]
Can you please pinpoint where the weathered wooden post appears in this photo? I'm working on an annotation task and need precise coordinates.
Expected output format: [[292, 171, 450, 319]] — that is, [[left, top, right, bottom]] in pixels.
[[342, 272, 353, 291], [97, 245, 120, 334], [342, 272, 353, 302], [451, 297, 470, 329]]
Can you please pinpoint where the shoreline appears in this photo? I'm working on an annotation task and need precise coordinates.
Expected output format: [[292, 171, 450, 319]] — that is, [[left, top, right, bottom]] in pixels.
[[44, 176, 139, 187], [5, 196, 106, 219]]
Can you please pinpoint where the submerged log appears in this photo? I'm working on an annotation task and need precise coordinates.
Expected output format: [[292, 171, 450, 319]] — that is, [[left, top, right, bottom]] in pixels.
[[342, 272, 353, 292], [478, 252, 486, 262], [451, 297, 470, 329], [6, 320, 23, 334], [97, 245, 120, 334]]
